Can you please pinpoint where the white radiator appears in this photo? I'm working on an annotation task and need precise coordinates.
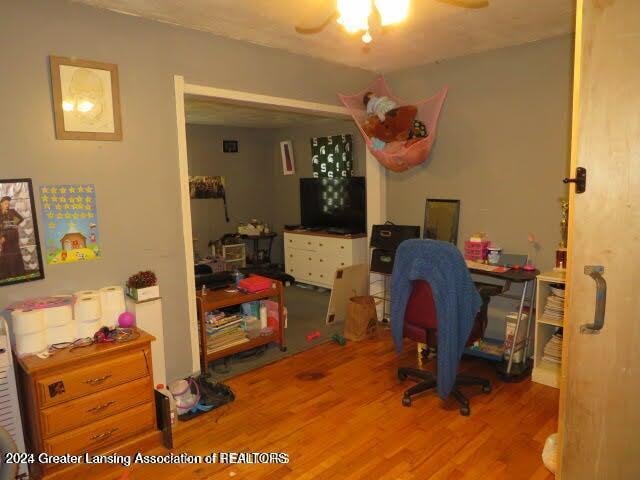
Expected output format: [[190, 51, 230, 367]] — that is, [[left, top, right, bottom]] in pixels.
[[0, 319, 28, 478]]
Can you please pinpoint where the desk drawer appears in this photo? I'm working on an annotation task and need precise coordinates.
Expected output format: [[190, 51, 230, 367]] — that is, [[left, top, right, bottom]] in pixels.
[[40, 376, 153, 438], [44, 401, 155, 456], [36, 349, 150, 408]]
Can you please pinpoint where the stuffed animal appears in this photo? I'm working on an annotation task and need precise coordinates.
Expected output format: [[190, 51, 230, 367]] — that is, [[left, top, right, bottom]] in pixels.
[[362, 92, 418, 145]]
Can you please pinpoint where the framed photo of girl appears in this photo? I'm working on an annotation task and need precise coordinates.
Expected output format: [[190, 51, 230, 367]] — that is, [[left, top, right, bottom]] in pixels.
[[0, 179, 44, 287]]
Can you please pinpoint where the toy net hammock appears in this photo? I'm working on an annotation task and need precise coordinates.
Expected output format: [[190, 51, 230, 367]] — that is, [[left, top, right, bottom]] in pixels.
[[339, 77, 448, 172]]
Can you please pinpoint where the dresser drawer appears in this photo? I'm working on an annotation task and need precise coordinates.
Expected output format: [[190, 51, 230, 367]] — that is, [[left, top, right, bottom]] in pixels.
[[44, 401, 155, 456], [40, 376, 153, 438], [36, 349, 150, 408], [285, 234, 316, 251]]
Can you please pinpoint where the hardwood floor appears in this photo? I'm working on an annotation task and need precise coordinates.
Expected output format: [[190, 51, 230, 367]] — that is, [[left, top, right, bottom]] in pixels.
[[101, 331, 558, 479]]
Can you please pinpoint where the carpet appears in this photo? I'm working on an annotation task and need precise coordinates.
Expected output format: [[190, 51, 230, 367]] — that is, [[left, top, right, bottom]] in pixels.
[[208, 284, 344, 381]]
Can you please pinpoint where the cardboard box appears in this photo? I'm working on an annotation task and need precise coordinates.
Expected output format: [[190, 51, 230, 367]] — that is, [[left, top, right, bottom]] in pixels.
[[504, 311, 529, 363]]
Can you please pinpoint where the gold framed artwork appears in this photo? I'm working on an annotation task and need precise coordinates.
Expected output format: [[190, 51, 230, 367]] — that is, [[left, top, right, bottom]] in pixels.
[[49, 56, 122, 141]]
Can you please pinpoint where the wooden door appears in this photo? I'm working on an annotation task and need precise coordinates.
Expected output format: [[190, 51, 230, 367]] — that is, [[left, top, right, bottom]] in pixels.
[[558, 0, 640, 478]]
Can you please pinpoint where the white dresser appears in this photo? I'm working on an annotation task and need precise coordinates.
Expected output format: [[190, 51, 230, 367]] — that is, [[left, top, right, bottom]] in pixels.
[[284, 231, 368, 288]]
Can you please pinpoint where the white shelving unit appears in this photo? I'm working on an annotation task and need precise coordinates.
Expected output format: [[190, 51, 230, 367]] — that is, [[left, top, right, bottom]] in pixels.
[[532, 270, 566, 388]]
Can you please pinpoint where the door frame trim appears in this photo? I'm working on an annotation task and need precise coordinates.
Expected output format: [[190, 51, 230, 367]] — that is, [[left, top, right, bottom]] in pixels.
[[174, 76, 387, 374]]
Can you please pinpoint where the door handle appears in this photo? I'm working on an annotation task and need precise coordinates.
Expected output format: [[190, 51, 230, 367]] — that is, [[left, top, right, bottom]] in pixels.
[[581, 265, 607, 334]]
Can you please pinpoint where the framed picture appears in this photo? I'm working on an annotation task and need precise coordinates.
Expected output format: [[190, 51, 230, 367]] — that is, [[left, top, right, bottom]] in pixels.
[[189, 176, 226, 199], [423, 198, 461, 245], [0, 179, 44, 287], [49, 55, 122, 141], [280, 140, 295, 176], [222, 140, 238, 153]]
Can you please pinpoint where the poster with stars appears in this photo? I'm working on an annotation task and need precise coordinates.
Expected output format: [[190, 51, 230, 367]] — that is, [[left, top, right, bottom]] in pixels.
[[40, 184, 101, 264]]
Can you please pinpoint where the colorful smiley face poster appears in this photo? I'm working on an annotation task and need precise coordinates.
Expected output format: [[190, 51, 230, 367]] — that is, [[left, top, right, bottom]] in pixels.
[[40, 184, 101, 264]]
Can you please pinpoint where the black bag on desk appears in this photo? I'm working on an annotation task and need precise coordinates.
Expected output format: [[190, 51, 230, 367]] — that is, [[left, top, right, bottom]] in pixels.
[[370, 248, 396, 275], [370, 223, 420, 251]]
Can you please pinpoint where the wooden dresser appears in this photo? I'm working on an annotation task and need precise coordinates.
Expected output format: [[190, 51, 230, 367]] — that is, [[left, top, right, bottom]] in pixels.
[[15, 329, 160, 479]]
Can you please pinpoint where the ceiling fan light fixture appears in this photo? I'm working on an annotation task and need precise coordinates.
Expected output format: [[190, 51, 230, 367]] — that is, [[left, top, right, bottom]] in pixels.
[[375, 0, 410, 26], [337, 0, 371, 33]]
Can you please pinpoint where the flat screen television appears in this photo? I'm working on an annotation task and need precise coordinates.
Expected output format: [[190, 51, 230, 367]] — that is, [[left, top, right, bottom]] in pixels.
[[300, 177, 366, 234]]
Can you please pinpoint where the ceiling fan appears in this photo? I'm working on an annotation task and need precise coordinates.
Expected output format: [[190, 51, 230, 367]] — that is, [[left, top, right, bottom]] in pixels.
[[295, 0, 489, 44]]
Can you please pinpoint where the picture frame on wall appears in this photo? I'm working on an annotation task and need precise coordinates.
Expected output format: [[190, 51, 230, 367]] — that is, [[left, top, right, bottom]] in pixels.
[[222, 140, 238, 153], [49, 55, 122, 141], [423, 198, 461, 245], [0, 179, 44, 287], [280, 140, 295, 176]]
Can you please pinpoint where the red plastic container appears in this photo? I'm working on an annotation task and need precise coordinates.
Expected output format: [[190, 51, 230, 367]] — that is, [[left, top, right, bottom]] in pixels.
[[237, 275, 273, 293], [464, 240, 491, 261]]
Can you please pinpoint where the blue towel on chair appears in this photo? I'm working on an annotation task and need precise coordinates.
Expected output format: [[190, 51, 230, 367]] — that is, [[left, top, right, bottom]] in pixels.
[[391, 239, 482, 399]]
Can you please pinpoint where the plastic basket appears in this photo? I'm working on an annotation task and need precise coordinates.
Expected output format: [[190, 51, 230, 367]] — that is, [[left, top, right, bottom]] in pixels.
[[464, 240, 490, 261]]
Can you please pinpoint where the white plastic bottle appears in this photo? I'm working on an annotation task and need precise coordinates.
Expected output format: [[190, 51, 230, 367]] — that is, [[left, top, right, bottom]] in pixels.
[[157, 383, 177, 425]]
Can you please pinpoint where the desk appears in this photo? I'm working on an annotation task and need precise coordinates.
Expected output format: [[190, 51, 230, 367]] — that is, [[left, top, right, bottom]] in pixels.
[[466, 264, 539, 379]]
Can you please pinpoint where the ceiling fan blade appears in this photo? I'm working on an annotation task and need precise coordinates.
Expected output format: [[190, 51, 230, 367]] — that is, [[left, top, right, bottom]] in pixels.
[[434, 0, 489, 8], [295, 11, 339, 34]]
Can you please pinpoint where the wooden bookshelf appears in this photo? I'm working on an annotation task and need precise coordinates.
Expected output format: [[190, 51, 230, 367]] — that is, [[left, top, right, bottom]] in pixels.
[[532, 270, 566, 388], [196, 281, 286, 373]]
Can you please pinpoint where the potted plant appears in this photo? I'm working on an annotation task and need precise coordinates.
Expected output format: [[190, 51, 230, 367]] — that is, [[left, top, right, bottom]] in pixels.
[[126, 270, 160, 301]]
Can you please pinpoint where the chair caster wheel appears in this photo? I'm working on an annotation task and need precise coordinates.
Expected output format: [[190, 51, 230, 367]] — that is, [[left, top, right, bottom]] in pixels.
[[402, 397, 412, 407], [482, 384, 492, 394], [280, 346, 288, 352], [460, 406, 470, 416], [397, 371, 408, 381]]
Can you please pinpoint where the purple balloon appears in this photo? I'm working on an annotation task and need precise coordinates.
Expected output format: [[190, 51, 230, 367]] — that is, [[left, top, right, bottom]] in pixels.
[[118, 311, 136, 328]]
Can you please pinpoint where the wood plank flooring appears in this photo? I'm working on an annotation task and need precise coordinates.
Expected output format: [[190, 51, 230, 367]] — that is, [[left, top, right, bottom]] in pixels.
[[100, 331, 558, 479]]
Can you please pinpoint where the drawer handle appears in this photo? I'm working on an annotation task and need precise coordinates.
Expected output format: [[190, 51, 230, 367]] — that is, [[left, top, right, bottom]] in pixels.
[[340, 246, 345, 249], [319, 243, 323, 247], [87, 400, 116, 414], [84, 374, 112, 386], [320, 259, 323, 263], [90, 428, 118, 442]]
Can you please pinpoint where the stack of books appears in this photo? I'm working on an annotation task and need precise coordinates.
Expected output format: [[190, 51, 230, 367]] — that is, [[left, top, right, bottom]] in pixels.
[[542, 329, 563, 365], [542, 293, 565, 324], [205, 312, 249, 354]]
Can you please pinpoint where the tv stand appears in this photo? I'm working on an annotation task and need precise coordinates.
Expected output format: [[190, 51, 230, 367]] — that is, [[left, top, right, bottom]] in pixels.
[[284, 230, 368, 288]]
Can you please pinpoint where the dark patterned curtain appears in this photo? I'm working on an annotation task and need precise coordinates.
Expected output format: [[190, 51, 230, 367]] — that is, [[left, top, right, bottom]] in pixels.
[[311, 134, 353, 178]]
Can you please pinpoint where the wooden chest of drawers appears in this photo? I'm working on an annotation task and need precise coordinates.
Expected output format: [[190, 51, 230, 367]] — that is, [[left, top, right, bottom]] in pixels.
[[15, 329, 160, 479]]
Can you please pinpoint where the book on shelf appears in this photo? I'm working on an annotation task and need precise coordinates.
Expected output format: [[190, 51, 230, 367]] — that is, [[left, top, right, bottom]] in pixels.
[[541, 328, 563, 365]]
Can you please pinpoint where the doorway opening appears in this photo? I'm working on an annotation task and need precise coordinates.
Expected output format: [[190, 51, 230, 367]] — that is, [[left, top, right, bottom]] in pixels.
[[174, 78, 386, 377]]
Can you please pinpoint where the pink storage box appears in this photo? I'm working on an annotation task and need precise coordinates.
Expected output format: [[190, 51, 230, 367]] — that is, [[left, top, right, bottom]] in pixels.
[[464, 240, 491, 261]]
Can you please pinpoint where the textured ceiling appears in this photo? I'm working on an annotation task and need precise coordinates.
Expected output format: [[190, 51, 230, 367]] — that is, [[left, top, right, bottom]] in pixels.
[[185, 96, 344, 128], [72, 0, 575, 72]]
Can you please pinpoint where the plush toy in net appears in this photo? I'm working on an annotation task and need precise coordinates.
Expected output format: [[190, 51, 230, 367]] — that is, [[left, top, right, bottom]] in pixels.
[[339, 77, 448, 172]]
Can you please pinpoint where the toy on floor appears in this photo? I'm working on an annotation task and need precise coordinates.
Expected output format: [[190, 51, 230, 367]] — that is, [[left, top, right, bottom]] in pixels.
[[305, 330, 321, 341], [331, 333, 347, 346]]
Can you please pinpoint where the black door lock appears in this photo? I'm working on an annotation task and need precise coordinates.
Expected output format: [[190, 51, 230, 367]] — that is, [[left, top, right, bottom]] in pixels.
[[563, 167, 587, 193]]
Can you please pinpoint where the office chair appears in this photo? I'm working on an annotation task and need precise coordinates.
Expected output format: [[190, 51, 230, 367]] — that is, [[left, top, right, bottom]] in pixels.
[[397, 280, 499, 415]]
